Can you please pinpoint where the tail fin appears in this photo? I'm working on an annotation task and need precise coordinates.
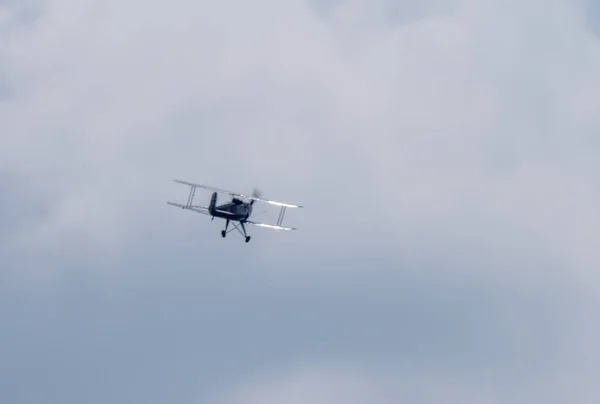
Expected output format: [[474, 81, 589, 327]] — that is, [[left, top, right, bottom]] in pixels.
[[209, 192, 217, 214]]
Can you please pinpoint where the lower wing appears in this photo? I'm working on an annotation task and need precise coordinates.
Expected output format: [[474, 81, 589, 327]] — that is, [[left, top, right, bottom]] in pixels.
[[167, 202, 236, 217], [245, 220, 297, 231], [167, 201, 210, 215]]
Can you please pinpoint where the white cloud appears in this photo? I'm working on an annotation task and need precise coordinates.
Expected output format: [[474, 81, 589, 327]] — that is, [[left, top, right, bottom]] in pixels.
[[1, 0, 599, 282], [2, 2, 600, 403], [212, 365, 393, 404], [208, 361, 600, 404]]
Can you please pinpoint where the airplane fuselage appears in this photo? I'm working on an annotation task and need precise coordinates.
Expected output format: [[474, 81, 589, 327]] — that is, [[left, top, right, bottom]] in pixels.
[[208, 192, 253, 222]]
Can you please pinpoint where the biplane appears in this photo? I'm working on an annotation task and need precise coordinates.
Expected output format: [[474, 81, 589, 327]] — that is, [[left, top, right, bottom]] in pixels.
[[167, 179, 302, 242]]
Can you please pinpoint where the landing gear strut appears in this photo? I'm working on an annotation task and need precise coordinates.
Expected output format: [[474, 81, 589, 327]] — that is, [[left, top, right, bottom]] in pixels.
[[221, 219, 251, 242], [221, 219, 229, 237]]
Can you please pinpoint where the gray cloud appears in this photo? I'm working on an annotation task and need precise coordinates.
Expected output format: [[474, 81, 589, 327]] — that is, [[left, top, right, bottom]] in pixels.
[[0, 0, 42, 29], [1, 0, 600, 402], [309, 0, 460, 28], [584, 0, 600, 37]]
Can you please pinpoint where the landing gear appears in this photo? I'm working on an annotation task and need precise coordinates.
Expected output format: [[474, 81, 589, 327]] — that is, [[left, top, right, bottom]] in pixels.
[[222, 219, 229, 237], [221, 219, 251, 242]]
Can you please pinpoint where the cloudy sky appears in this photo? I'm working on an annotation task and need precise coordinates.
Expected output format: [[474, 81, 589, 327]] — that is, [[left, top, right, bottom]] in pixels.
[[1, 0, 600, 402]]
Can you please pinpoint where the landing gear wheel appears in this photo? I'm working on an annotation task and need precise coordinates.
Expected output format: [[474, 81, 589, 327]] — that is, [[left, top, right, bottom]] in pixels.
[[245, 236, 251, 243], [221, 230, 226, 238]]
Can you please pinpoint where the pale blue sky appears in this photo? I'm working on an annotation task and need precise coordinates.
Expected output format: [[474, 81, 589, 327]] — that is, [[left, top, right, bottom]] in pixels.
[[1, 1, 599, 403]]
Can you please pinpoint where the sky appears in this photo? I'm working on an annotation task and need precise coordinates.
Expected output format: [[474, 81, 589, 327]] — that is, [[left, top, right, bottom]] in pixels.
[[1, 0, 600, 402]]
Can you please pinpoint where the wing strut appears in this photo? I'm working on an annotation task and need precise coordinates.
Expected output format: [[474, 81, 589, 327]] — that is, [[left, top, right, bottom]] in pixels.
[[277, 206, 287, 226], [187, 184, 196, 207]]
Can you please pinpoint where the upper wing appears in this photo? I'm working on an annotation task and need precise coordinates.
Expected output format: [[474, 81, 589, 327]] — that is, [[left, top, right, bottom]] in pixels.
[[245, 195, 303, 208], [246, 220, 297, 231], [173, 179, 303, 208], [173, 180, 238, 197]]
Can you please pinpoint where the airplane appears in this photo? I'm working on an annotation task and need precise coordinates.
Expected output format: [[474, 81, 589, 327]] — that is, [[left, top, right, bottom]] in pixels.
[[167, 179, 303, 242]]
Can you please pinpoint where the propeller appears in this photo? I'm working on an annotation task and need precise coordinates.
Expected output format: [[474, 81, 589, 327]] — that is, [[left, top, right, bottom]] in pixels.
[[249, 188, 262, 206]]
